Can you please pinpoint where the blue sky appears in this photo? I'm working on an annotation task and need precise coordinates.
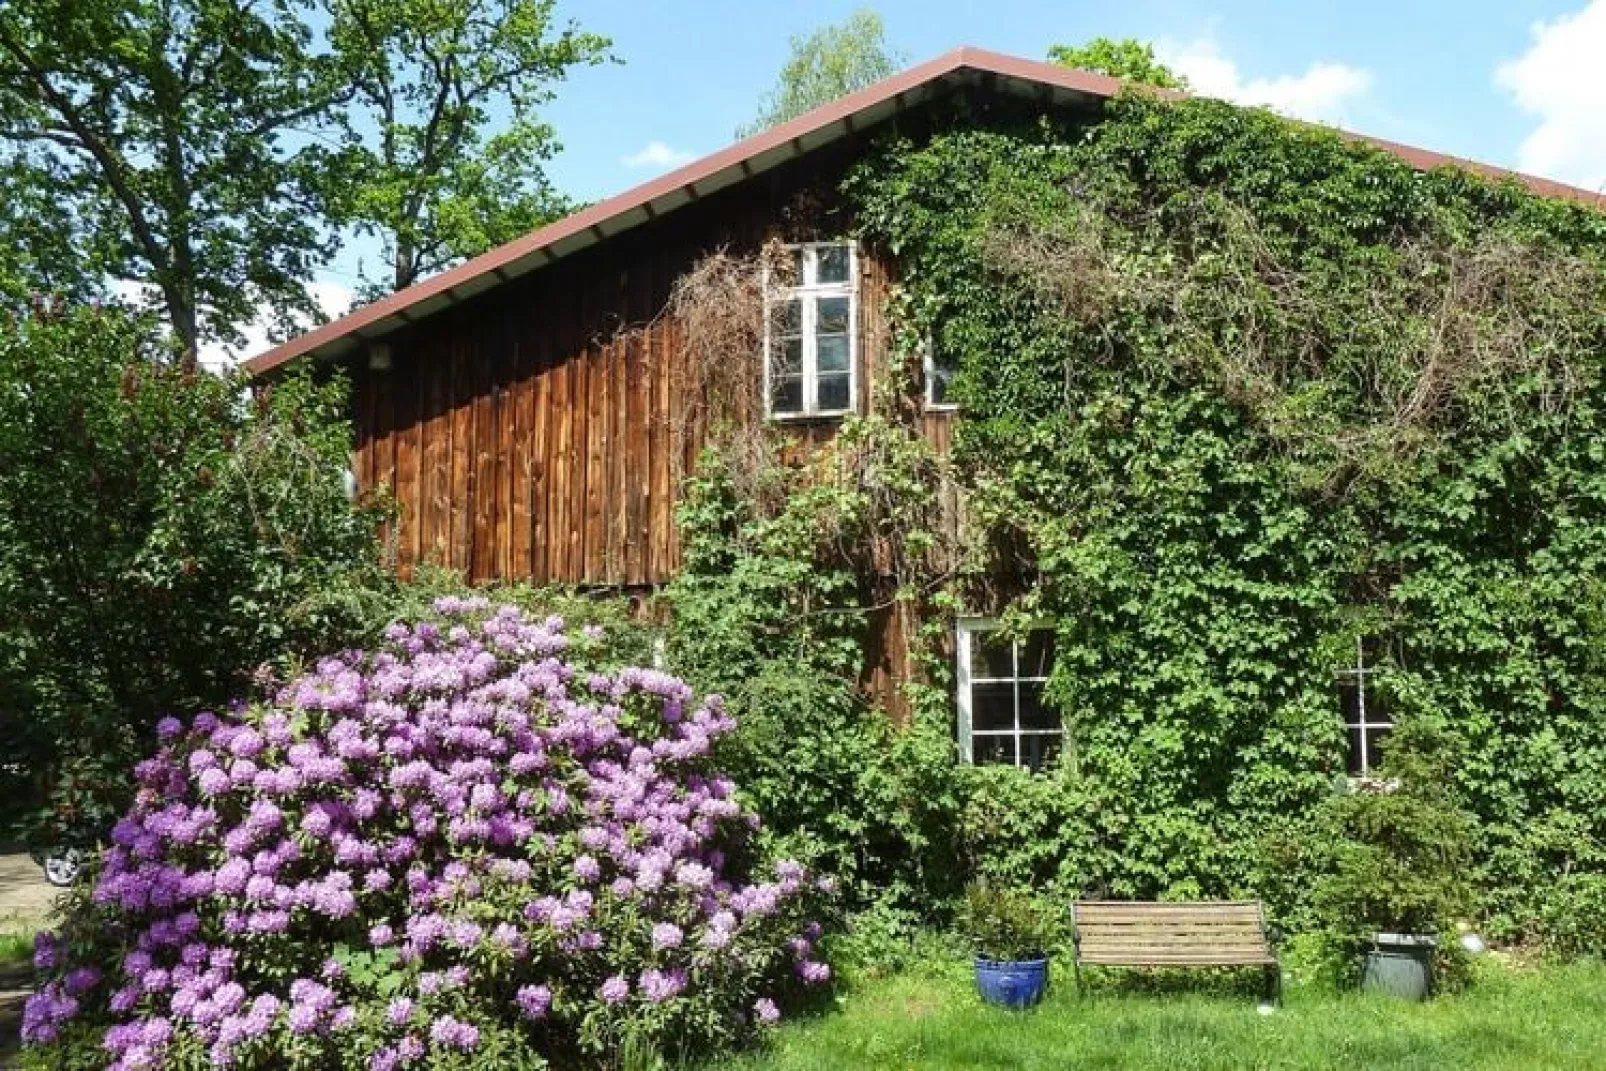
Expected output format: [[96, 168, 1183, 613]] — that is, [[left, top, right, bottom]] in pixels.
[[232, 1, 1606, 363], [535, 0, 1597, 202]]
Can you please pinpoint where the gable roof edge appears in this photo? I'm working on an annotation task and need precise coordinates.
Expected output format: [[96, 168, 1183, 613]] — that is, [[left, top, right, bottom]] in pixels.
[[247, 46, 1606, 376]]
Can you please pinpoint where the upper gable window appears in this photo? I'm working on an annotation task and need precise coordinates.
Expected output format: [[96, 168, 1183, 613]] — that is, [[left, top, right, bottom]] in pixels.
[[924, 335, 958, 411], [766, 242, 858, 419]]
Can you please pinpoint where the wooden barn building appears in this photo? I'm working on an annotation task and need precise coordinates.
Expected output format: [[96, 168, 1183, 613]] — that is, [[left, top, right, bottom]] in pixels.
[[249, 47, 1601, 763]]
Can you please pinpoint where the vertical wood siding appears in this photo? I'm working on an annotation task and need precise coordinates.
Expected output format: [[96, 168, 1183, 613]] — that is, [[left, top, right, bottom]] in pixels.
[[351, 143, 956, 589], [347, 145, 961, 718]]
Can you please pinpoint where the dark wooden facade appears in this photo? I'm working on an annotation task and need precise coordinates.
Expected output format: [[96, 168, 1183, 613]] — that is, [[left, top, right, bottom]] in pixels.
[[349, 138, 954, 594]]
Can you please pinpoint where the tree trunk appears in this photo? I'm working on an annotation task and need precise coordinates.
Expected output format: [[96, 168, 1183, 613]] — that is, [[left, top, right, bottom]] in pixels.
[[394, 237, 416, 292]]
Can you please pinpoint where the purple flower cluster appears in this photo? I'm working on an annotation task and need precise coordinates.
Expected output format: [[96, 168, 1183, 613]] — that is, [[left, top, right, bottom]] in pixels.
[[24, 601, 829, 1065]]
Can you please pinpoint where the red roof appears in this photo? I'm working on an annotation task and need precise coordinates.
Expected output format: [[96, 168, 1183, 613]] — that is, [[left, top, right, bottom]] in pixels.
[[247, 46, 1606, 376]]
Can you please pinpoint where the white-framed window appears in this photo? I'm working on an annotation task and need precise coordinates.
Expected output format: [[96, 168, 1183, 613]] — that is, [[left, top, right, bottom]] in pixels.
[[765, 242, 857, 419], [923, 335, 958, 411], [956, 618, 1062, 771], [1336, 637, 1394, 777]]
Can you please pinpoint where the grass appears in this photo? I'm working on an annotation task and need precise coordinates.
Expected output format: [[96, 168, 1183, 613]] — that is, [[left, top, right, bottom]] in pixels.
[[722, 958, 1606, 1070], [0, 932, 30, 968]]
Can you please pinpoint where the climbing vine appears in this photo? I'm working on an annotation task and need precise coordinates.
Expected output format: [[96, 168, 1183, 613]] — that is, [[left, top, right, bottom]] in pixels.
[[664, 91, 1606, 951]]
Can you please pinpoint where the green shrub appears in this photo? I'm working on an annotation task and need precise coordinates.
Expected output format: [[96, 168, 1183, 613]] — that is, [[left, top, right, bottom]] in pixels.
[[957, 881, 1061, 961], [23, 602, 831, 1067], [1539, 874, 1606, 959], [0, 308, 390, 846]]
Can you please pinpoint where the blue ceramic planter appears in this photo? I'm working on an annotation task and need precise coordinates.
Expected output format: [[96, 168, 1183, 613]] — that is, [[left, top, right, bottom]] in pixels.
[[975, 956, 1050, 1009]]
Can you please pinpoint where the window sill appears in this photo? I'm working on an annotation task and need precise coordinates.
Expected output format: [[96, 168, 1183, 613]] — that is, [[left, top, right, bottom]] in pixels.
[[767, 410, 856, 424], [924, 403, 960, 414]]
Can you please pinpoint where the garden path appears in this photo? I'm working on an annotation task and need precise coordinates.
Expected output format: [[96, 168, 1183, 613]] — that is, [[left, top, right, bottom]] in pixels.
[[0, 853, 54, 1065]]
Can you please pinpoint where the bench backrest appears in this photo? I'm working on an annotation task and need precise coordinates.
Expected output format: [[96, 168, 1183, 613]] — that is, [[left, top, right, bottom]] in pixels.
[[1072, 900, 1274, 966]]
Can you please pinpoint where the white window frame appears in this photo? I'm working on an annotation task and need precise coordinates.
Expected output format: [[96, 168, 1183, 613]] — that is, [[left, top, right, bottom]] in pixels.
[[763, 242, 858, 420], [923, 335, 959, 412], [956, 617, 1061, 770], [1337, 636, 1393, 778]]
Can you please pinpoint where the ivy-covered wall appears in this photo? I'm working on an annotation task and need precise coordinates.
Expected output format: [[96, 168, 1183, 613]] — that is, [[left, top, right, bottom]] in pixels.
[[663, 91, 1606, 949]]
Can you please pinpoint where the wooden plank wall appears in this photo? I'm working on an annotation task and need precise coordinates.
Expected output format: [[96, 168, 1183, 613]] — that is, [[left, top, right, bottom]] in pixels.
[[348, 143, 959, 718], [351, 143, 954, 589]]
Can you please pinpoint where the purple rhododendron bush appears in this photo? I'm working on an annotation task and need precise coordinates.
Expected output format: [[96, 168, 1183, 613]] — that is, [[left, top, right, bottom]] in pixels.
[[23, 598, 831, 1069]]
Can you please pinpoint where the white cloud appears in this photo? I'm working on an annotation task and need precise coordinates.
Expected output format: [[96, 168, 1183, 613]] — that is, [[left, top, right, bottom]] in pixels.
[[1495, 1, 1606, 191], [620, 140, 696, 170], [110, 277, 356, 371], [1159, 38, 1374, 124]]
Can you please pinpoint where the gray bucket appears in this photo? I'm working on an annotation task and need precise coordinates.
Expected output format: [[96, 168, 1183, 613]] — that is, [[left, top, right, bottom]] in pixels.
[[1360, 932, 1436, 1000]]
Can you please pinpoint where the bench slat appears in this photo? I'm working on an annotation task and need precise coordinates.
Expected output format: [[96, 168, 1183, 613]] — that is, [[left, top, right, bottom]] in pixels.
[[1073, 899, 1276, 970], [1079, 952, 1276, 966], [1076, 909, 1263, 923], [1077, 922, 1267, 932], [1085, 937, 1271, 944]]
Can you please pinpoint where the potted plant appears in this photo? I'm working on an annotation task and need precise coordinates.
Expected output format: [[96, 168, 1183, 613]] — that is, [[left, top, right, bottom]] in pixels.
[[1312, 720, 1474, 1000], [958, 880, 1057, 1009]]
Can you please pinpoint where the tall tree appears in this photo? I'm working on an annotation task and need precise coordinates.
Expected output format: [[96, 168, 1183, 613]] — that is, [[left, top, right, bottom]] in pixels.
[[0, 0, 343, 367], [740, 9, 901, 138], [0, 151, 100, 310], [321, 0, 610, 295], [1047, 37, 1188, 89]]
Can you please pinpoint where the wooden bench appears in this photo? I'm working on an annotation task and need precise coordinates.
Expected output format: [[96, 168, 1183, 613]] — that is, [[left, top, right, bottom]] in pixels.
[[1071, 900, 1281, 1002]]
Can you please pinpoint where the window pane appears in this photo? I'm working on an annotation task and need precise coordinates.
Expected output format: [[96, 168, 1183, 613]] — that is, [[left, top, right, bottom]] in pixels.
[[771, 375, 803, 415], [772, 336, 803, 375], [817, 296, 851, 334], [1345, 725, 1366, 776], [778, 297, 803, 335], [969, 631, 1014, 679], [973, 734, 1017, 767], [816, 333, 850, 372], [816, 244, 850, 284], [1366, 725, 1393, 769], [1338, 681, 1361, 726], [971, 682, 1015, 732], [1019, 630, 1055, 678], [928, 364, 954, 407], [816, 373, 851, 412], [1366, 685, 1392, 726], [787, 249, 805, 286], [1018, 682, 1059, 731], [1020, 733, 1062, 772]]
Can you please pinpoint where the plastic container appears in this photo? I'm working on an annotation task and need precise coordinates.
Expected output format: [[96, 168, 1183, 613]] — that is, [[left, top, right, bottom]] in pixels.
[[1360, 932, 1436, 1001]]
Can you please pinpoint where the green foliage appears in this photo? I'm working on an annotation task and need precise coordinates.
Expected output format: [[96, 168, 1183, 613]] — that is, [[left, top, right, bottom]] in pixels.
[[1300, 720, 1477, 991], [739, 9, 901, 137], [0, 0, 342, 363], [662, 86, 1606, 964], [322, 0, 611, 293], [1538, 874, 1606, 959], [1047, 37, 1187, 89], [664, 440, 958, 912], [0, 308, 390, 844], [838, 94, 1606, 944], [957, 881, 1059, 961]]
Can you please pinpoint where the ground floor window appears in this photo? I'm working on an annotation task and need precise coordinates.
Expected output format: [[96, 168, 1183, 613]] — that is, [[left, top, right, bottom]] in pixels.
[[1336, 636, 1393, 777], [956, 618, 1061, 771]]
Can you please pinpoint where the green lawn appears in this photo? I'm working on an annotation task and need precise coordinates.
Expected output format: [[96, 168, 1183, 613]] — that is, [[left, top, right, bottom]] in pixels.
[[725, 959, 1606, 1070]]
